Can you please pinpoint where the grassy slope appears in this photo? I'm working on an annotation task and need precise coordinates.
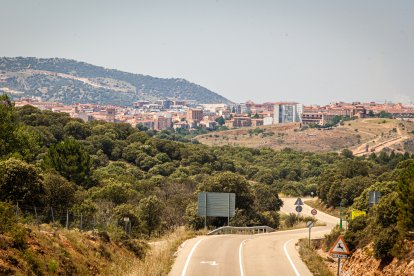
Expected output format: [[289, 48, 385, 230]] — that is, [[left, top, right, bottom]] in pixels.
[[125, 228, 197, 276], [297, 239, 334, 276], [0, 223, 196, 276], [0, 224, 142, 275], [304, 199, 342, 218]]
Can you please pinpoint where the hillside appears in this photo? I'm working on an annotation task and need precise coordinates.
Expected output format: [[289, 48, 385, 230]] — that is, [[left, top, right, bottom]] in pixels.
[[0, 223, 143, 275], [1, 93, 414, 275], [342, 242, 414, 275], [195, 119, 414, 154], [0, 57, 232, 105]]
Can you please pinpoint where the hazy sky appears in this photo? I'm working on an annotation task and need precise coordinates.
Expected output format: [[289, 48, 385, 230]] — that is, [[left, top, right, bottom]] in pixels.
[[1, 0, 414, 104]]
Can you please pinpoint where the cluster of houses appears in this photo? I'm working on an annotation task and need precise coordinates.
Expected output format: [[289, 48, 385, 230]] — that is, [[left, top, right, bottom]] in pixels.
[[13, 97, 414, 131]]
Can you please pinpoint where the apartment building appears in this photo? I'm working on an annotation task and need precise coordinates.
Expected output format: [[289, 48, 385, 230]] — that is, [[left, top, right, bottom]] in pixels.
[[233, 116, 252, 128], [273, 102, 303, 123], [187, 108, 203, 122]]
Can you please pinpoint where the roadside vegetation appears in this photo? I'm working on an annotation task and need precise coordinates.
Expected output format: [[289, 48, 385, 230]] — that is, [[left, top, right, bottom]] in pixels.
[[0, 93, 414, 273], [304, 199, 342, 218], [297, 239, 333, 276], [279, 213, 325, 230]]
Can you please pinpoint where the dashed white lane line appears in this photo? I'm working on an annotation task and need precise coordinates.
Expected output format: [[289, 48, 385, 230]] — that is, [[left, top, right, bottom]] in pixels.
[[283, 239, 301, 276], [181, 238, 205, 276]]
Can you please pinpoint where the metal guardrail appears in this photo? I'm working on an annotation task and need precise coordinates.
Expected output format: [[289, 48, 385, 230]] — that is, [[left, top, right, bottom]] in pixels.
[[208, 226, 275, 235]]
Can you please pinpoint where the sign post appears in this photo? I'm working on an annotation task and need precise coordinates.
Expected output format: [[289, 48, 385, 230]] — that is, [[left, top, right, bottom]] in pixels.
[[294, 197, 304, 216], [329, 235, 350, 276], [123, 217, 130, 235], [198, 192, 236, 228], [306, 221, 314, 247]]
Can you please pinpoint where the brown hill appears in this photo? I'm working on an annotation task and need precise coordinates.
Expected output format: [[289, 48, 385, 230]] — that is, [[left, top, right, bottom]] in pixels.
[[195, 119, 414, 154]]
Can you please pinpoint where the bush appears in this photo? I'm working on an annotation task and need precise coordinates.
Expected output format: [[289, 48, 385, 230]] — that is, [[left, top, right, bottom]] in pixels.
[[344, 216, 367, 251], [0, 202, 17, 233], [284, 213, 298, 228], [324, 225, 341, 251], [373, 227, 398, 260], [123, 239, 149, 259]]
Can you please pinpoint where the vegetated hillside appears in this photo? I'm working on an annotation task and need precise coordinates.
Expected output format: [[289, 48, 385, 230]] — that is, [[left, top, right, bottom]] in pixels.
[[0, 57, 232, 105], [1, 93, 414, 274], [0, 220, 146, 275], [342, 241, 414, 275], [196, 118, 414, 154]]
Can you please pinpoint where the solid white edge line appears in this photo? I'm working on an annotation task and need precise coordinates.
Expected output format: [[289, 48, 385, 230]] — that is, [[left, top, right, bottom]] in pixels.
[[181, 238, 205, 276], [283, 239, 301, 276], [239, 238, 250, 276]]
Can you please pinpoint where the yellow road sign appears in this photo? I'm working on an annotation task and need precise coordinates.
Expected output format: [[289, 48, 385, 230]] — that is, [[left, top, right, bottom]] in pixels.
[[351, 210, 366, 220]]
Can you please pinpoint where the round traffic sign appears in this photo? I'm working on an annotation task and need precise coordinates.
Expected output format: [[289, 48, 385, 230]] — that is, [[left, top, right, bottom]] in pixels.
[[311, 209, 317, 216], [306, 221, 314, 228], [295, 205, 303, 213]]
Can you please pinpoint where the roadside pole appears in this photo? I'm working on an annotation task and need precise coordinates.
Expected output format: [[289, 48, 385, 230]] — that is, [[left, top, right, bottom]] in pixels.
[[204, 192, 207, 229], [337, 258, 341, 276], [329, 235, 350, 276], [306, 221, 314, 247]]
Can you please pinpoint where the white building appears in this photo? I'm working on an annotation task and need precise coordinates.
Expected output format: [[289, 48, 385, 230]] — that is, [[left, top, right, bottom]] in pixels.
[[263, 116, 273, 125], [273, 102, 303, 123]]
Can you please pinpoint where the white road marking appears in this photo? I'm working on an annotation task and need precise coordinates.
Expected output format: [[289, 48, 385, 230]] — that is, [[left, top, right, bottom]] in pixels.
[[239, 238, 251, 276], [200, 261, 219, 266], [283, 239, 301, 276], [181, 238, 205, 276]]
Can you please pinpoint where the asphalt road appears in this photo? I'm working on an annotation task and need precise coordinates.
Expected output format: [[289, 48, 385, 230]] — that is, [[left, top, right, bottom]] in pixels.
[[169, 197, 339, 276]]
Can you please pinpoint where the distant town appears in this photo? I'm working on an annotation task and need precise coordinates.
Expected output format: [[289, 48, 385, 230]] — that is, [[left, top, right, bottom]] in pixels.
[[14, 97, 414, 131]]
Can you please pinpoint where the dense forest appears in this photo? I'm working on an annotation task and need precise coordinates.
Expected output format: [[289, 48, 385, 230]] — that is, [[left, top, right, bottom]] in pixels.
[[0, 94, 413, 261]]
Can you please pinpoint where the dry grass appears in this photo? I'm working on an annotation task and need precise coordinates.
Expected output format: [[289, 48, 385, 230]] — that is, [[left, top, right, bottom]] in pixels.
[[195, 119, 414, 153], [304, 199, 342, 218], [297, 239, 334, 276], [0, 223, 143, 275], [124, 227, 197, 276]]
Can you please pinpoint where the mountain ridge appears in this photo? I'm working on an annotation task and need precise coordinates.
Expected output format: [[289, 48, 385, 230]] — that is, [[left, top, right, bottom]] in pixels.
[[0, 57, 233, 106]]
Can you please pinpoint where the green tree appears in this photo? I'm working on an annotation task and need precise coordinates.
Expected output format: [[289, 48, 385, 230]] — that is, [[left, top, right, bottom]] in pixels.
[[43, 172, 77, 210], [215, 116, 225, 126], [45, 139, 92, 187], [91, 179, 141, 205], [396, 160, 414, 237], [138, 195, 163, 237], [0, 94, 17, 157], [0, 158, 45, 206], [253, 184, 283, 212], [63, 120, 92, 140]]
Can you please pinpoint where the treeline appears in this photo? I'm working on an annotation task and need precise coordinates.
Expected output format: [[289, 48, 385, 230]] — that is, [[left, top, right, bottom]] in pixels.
[[1, 94, 413, 257]]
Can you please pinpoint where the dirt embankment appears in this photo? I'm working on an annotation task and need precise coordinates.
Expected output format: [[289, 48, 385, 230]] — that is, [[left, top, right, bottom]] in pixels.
[[342, 242, 414, 275], [0, 225, 145, 275]]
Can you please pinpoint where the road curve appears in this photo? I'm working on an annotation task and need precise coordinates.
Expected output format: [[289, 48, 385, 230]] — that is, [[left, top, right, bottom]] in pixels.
[[169, 198, 339, 276]]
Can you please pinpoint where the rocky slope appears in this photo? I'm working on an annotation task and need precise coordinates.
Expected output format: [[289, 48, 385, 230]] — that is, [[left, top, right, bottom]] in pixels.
[[342, 242, 414, 275]]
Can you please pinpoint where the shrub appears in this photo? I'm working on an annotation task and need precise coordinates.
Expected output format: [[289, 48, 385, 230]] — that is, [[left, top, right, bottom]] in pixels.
[[373, 227, 398, 260], [47, 259, 59, 273], [0, 202, 17, 233], [344, 216, 367, 251], [324, 225, 341, 251], [123, 239, 149, 259], [284, 213, 298, 228]]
